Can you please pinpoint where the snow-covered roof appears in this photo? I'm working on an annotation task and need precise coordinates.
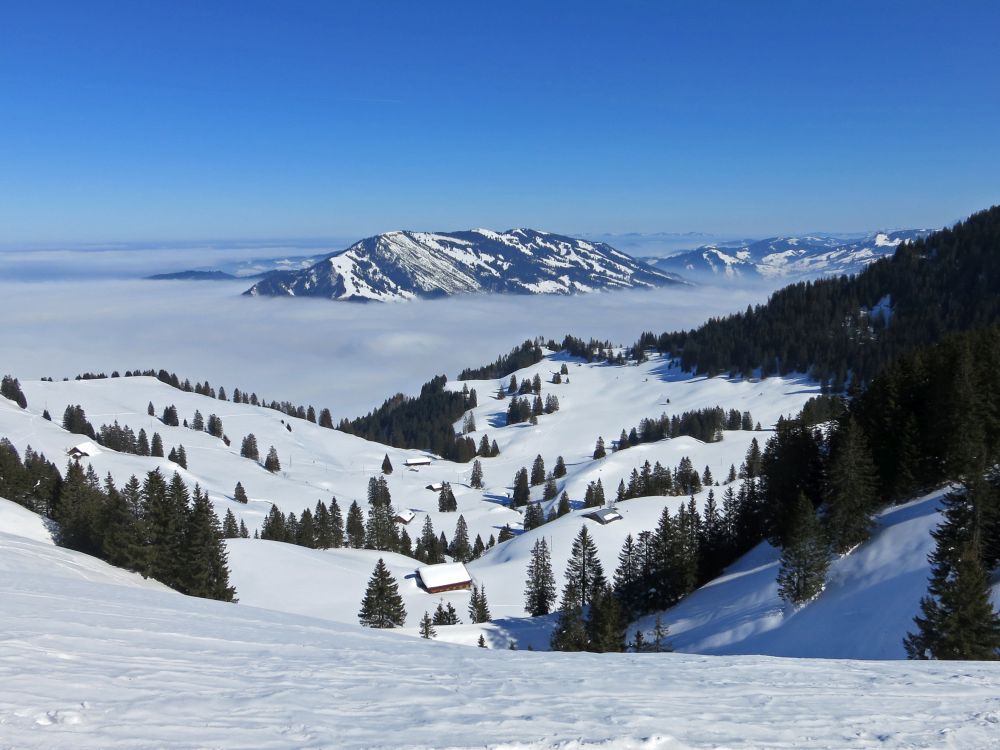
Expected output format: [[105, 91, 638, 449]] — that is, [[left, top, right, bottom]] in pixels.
[[583, 508, 623, 525], [404, 457, 432, 466], [394, 509, 416, 524], [426, 482, 444, 491], [416, 562, 472, 591], [68, 441, 101, 457]]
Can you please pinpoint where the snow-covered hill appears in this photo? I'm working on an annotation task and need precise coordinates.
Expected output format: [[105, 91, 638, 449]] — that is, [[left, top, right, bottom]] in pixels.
[[244, 228, 684, 301], [3, 497, 999, 750], [651, 230, 930, 281]]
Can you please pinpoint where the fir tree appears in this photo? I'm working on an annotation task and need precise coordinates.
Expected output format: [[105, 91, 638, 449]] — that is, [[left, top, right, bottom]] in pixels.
[[264, 446, 281, 473], [437, 482, 458, 512], [523, 538, 557, 616], [183, 485, 236, 601], [433, 600, 460, 626], [593, 437, 606, 459], [151, 432, 164, 458], [346, 500, 365, 548], [222, 508, 240, 538], [450, 515, 472, 562], [381, 454, 393, 475], [477, 634, 488, 648], [512, 468, 530, 507], [550, 581, 587, 651], [330, 497, 345, 548], [240, 434, 260, 461], [553, 455, 567, 478], [824, 417, 879, 554], [586, 584, 626, 652], [557, 491, 571, 517], [776, 493, 830, 606], [563, 526, 606, 608], [530, 454, 546, 485], [904, 480, 1000, 660], [358, 558, 406, 628], [419, 611, 436, 639], [468, 584, 491, 623], [470, 459, 484, 489]]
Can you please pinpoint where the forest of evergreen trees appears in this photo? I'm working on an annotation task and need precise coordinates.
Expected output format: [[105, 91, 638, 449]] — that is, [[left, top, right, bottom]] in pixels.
[[637, 206, 1000, 388]]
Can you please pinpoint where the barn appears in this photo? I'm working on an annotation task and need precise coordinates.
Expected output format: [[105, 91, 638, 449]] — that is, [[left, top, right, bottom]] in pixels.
[[582, 508, 623, 525], [67, 441, 102, 460], [425, 482, 444, 492], [415, 562, 473, 594], [404, 457, 432, 467]]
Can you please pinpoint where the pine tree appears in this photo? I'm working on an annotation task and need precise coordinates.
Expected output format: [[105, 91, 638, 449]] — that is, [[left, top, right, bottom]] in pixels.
[[468, 584, 491, 623], [776, 493, 830, 606], [470, 459, 484, 489], [593, 437, 606, 459], [240, 434, 260, 461], [477, 634, 488, 648], [550, 581, 587, 651], [346, 500, 365, 548], [330, 497, 345, 548], [365, 476, 399, 551], [512, 468, 530, 507], [824, 417, 879, 554], [904, 480, 1000, 659], [419, 611, 436, 639], [433, 600, 460, 626], [553, 455, 567, 478], [264, 446, 281, 473], [183, 485, 236, 601], [651, 614, 671, 652], [151, 432, 164, 458], [222, 508, 240, 538], [542, 475, 558, 501], [586, 584, 625, 652], [450, 515, 472, 562], [557, 491, 571, 517], [437, 482, 458, 512], [358, 558, 406, 628], [563, 526, 606, 608], [524, 538, 557, 616], [530, 454, 545, 485], [382, 454, 393, 475], [233, 481, 248, 504], [471, 533, 485, 559]]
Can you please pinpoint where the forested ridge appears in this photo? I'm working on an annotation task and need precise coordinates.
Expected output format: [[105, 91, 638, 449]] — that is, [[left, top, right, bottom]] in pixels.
[[638, 205, 1000, 387]]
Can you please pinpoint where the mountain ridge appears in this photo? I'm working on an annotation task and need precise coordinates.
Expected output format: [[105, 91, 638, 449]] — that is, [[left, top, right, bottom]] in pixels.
[[244, 228, 685, 302]]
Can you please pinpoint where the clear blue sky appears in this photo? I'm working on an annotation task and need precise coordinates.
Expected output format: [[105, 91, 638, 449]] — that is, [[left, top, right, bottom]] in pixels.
[[1, 0, 998, 242]]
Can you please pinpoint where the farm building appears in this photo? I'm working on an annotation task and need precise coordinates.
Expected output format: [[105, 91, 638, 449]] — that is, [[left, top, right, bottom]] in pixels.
[[415, 562, 473, 594], [393, 509, 416, 525], [67, 441, 102, 460], [425, 482, 444, 492], [582, 508, 623, 525], [404, 457, 432, 467]]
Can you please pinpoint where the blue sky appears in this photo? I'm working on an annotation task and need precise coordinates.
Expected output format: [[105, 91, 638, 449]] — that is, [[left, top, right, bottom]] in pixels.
[[1, 0, 998, 243]]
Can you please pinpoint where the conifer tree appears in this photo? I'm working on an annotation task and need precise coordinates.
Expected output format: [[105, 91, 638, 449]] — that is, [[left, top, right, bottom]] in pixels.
[[346, 500, 365, 548], [593, 437, 606, 459], [776, 493, 830, 606], [512, 468, 530, 507], [471, 533, 485, 559], [358, 558, 406, 628], [222, 508, 240, 538], [477, 634, 488, 648], [314, 500, 333, 548], [497, 524, 515, 543], [523, 538, 556, 616], [330, 497, 345, 548], [550, 581, 587, 651], [240, 434, 260, 461], [542, 475, 558, 501], [419, 611, 436, 639], [904, 480, 1000, 659], [381, 454, 393, 475], [470, 459, 484, 489], [530, 454, 546, 485], [586, 583, 626, 652], [183, 485, 236, 601], [433, 600, 460, 626], [151, 432, 164, 458], [553, 455, 567, 478], [563, 526, 606, 608], [437, 482, 458, 512], [468, 584, 491, 623], [264, 446, 281, 473], [450, 515, 472, 562], [824, 417, 879, 554], [365, 476, 399, 551]]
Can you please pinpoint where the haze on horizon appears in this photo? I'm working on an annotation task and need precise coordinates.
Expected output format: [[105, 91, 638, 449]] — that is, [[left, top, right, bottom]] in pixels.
[[2, 0, 998, 245]]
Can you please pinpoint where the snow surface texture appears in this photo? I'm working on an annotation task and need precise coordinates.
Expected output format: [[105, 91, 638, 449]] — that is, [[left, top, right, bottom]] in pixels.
[[3, 499, 1000, 750], [244, 228, 684, 301], [651, 230, 931, 282]]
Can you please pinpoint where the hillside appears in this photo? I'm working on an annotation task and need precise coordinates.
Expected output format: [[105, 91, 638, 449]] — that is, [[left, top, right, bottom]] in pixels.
[[3, 497, 999, 750], [244, 228, 683, 301]]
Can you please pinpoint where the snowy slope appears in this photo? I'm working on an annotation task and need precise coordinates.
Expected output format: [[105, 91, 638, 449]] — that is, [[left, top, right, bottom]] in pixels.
[[244, 228, 684, 301], [3, 511, 1000, 749], [653, 230, 930, 282]]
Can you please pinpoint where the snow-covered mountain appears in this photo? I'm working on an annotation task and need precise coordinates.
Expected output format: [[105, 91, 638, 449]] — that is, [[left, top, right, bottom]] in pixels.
[[244, 228, 684, 301], [650, 230, 931, 281]]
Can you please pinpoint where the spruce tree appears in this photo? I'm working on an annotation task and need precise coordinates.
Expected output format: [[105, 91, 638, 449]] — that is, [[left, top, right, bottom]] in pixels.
[[264, 446, 281, 473], [233, 481, 248, 504], [450, 515, 472, 562], [151, 432, 164, 458], [563, 526, 606, 608], [222, 508, 240, 538], [586, 583, 626, 652], [330, 497, 345, 547], [468, 584, 491, 623], [550, 581, 587, 651], [346, 500, 365, 548], [418, 611, 436, 639], [358, 558, 406, 628], [824, 417, 879, 554], [904, 480, 1000, 659], [437, 482, 458, 512], [776, 493, 830, 606], [553, 455, 567, 478], [470, 459, 484, 489], [523, 538, 557, 616], [530, 455, 545, 486], [593, 437, 606, 459], [183, 485, 237, 601], [512, 468, 530, 507], [382, 454, 393, 475]]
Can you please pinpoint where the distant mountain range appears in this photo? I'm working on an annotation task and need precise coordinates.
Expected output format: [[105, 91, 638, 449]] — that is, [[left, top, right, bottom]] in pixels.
[[243, 228, 684, 302], [647, 230, 931, 281]]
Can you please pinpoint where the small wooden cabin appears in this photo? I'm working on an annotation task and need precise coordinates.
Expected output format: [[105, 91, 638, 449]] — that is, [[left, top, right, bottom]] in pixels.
[[416, 562, 473, 594], [583, 508, 623, 525], [425, 482, 444, 492], [394, 509, 416, 525], [67, 441, 101, 460], [404, 457, 432, 467]]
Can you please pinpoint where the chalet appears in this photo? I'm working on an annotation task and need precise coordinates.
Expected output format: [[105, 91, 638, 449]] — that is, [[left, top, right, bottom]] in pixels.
[[416, 562, 473, 594], [67, 441, 101, 460], [425, 482, 444, 492], [582, 508, 623, 525], [394, 509, 416, 525], [404, 457, 432, 467]]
